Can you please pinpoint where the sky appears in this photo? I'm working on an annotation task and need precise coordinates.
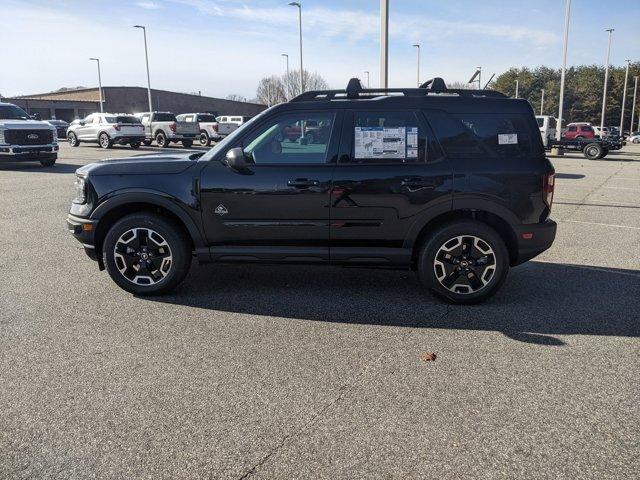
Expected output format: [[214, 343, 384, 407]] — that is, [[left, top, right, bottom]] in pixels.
[[1, 0, 639, 99]]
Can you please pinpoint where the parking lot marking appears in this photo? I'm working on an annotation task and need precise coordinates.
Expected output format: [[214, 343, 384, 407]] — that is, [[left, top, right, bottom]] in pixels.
[[602, 186, 640, 191], [562, 219, 640, 230], [534, 261, 640, 278]]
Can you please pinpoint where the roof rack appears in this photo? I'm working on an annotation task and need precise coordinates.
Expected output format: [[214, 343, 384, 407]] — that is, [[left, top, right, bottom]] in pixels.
[[290, 77, 507, 102]]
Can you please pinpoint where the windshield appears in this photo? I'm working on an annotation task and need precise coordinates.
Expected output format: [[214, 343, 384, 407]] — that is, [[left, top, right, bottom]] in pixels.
[[199, 107, 274, 162], [0, 105, 31, 120]]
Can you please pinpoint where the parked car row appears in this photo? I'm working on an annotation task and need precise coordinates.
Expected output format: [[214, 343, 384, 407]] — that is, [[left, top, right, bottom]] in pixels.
[[64, 111, 253, 150]]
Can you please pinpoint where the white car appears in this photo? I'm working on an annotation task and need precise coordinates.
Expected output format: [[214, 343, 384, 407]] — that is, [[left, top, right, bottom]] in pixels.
[[67, 113, 145, 149], [628, 133, 640, 144], [535, 115, 558, 147], [176, 113, 222, 146], [216, 115, 252, 136], [592, 126, 609, 138]]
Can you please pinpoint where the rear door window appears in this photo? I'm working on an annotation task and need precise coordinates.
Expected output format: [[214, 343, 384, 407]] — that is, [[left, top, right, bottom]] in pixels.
[[154, 113, 176, 122]]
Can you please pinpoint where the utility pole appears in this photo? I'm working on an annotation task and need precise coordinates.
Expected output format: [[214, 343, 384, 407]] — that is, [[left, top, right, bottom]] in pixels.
[[631, 76, 638, 133], [600, 28, 614, 137], [515, 79, 519, 98], [133, 25, 153, 112], [89, 58, 103, 113], [281, 53, 290, 100], [380, 0, 389, 88], [364, 71, 370, 88], [288, 3, 304, 94], [540, 89, 545, 115], [620, 59, 630, 133], [556, 0, 572, 142], [412, 44, 420, 87]]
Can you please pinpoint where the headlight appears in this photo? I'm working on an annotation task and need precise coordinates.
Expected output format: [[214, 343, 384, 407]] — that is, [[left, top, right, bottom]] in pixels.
[[73, 175, 87, 204]]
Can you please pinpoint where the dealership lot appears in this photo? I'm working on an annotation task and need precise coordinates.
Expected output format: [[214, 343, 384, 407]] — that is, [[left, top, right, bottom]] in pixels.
[[1, 143, 639, 478]]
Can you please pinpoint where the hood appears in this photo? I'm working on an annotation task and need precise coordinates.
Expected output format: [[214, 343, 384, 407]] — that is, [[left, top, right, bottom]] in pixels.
[[77, 152, 204, 176], [0, 119, 55, 130]]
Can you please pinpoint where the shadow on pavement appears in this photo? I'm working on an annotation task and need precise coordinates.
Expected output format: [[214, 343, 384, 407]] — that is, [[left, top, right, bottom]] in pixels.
[[152, 261, 640, 346], [555, 173, 585, 179], [0, 162, 79, 173]]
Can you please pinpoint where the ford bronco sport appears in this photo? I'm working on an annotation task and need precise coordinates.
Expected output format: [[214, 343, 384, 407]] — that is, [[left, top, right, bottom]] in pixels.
[[67, 78, 556, 304]]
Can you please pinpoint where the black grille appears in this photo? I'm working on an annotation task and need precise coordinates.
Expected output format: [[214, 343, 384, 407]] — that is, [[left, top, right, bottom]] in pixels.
[[5, 129, 54, 145]]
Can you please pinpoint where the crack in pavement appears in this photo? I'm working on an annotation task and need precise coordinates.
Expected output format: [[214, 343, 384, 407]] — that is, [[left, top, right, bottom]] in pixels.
[[237, 304, 451, 479]]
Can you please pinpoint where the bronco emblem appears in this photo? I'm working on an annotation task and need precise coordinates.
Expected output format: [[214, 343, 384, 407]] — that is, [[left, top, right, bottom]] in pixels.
[[215, 204, 228, 216]]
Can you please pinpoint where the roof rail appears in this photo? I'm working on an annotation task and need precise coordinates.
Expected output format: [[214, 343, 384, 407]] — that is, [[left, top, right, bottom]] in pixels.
[[290, 77, 507, 102]]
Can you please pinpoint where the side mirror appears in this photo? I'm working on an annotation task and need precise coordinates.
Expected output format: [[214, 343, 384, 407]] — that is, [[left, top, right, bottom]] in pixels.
[[79, 121, 86, 126], [225, 147, 248, 169]]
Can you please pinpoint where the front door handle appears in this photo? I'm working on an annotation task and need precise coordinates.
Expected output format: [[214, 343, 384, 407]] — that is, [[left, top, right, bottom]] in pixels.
[[288, 178, 320, 188], [401, 177, 436, 189]]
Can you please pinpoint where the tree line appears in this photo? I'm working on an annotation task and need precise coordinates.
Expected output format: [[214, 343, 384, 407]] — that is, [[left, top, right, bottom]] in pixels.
[[491, 63, 640, 129]]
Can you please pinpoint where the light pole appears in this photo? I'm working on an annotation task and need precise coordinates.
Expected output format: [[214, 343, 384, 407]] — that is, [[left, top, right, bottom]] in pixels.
[[281, 53, 290, 100], [477, 66, 482, 90], [89, 58, 103, 113], [412, 44, 420, 87], [364, 71, 370, 88], [133, 25, 153, 112], [288, 2, 303, 94], [631, 76, 638, 133], [556, 0, 572, 142], [515, 79, 519, 98], [380, 0, 389, 88], [620, 59, 630, 133], [600, 28, 614, 137], [540, 89, 545, 115]]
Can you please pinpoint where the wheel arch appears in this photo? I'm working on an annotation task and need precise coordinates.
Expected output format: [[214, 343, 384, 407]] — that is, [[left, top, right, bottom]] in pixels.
[[90, 192, 206, 264], [408, 208, 519, 267]]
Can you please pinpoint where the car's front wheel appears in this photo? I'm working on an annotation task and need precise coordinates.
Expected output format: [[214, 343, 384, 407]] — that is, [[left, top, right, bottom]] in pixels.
[[68, 132, 79, 147], [199, 131, 211, 146], [155, 132, 169, 148], [417, 220, 509, 304], [102, 213, 192, 295]]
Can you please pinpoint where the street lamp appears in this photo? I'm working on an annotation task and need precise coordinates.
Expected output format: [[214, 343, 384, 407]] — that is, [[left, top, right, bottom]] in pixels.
[[631, 76, 638, 133], [540, 89, 545, 115], [600, 28, 614, 137], [133, 25, 153, 112], [288, 2, 303, 94], [364, 71, 370, 88], [412, 44, 420, 87], [89, 58, 103, 113], [281, 53, 290, 100], [515, 79, 519, 98], [556, 0, 572, 142], [620, 59, 630, 133], [380, 0, 389, 88]]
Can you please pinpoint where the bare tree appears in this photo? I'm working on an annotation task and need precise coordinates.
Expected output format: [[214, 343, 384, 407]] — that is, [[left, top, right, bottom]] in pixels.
[[226, 94, 246, 102], [284, 70, 328, 98], [256, 75, 287, 107]]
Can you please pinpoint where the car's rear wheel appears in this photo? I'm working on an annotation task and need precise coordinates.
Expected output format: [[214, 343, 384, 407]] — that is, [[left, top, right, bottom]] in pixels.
[[103, 213, 191, 295], [583, 143, 603, 160], [199, 131, 210, 146], [67, 132, 79, 147], [417, 220, 509, 304], [182, 140, 193, 148], [155, 132, 169, 148], [130, 142, 141, 149], [99, 132, 113, 149], [143, 140, 152, 146]]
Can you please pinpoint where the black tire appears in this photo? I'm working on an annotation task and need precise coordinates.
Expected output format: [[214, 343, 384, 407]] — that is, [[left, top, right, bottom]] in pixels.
[[199, 131, 211, 146], [99, 132, 113, 149], [583, 143, 603, 160], [155, 131, 169, 148], [39, 156, 57, 167], [143, 140, 152, 146], [67, 132, 79, 147], [417, 220, 509, 305], [102, 213, 191, 295], [598, 147, 608, 159], [130, 142, 141, 149], [182, 140, 193, 148]]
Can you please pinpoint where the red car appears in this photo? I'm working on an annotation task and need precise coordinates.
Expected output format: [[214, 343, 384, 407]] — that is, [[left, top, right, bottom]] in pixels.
[[563, 123, 595, 140]]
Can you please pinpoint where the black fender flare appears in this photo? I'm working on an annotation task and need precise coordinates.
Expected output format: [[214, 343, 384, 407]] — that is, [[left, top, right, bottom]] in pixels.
[[90, 190, 206, 249]]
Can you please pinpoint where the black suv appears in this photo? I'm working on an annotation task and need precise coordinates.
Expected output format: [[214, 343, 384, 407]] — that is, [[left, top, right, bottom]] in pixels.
[[67, 78, 556, 304]]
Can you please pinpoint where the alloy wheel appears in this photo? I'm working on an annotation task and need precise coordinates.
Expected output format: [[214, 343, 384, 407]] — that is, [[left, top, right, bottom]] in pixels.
[[433, 235, 496, 294], [113, 227, 173, 285]]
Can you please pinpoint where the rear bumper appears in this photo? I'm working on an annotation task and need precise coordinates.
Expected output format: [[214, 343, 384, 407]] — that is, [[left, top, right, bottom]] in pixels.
[[112, 134, 145, 144], [512, 219, 557, 265]]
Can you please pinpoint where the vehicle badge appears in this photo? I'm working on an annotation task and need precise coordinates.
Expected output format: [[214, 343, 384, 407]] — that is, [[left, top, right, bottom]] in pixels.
[[215, 204, 229, 216], [27, 133, 39, 140]]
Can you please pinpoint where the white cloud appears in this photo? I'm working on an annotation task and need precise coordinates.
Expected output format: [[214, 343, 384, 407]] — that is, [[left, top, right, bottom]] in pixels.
[[136, 1, 162, 10]]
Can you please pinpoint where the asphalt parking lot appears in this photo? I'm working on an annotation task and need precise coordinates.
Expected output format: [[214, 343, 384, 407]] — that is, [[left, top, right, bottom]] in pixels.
[[1, 142, 639, 479]]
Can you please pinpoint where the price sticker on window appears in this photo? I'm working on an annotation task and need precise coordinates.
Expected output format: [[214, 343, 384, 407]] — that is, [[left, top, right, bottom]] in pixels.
[[498, 133, 518, 145]]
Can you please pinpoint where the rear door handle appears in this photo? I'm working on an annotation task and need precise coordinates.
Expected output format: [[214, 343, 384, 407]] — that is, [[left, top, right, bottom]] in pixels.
[[288, 178, 320, 188], [401, 177, 436, 189]]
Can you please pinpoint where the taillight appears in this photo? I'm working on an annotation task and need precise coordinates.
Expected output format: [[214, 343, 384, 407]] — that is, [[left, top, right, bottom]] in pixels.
[[212, 124, 218, 132], [114, 123, 121, 131], [170, 122, 177, 133], [543, 173, 555, 208]]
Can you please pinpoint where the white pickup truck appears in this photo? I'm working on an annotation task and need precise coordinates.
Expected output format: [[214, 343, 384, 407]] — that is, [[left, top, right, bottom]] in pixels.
[[0, 102, 58, 166], [176, 113, 222, 146], [136, 112, 199, 148], [216, 115, 252, 137]]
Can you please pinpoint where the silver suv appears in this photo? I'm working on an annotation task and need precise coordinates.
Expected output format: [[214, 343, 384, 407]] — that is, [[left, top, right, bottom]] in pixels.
[[67, 113, 145, 149]]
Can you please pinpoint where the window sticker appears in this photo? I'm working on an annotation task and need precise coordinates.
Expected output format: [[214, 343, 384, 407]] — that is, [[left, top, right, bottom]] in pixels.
[[407, 127, 418, 158], [498, 133, 518, 145], [355, 126, 408, 159]]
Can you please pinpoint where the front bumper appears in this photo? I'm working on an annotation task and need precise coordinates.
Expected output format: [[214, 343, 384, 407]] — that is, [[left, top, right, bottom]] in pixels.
[[0, 144, 59, 160], [67, 214, 99, 261], [512, 219, 557, 265]]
